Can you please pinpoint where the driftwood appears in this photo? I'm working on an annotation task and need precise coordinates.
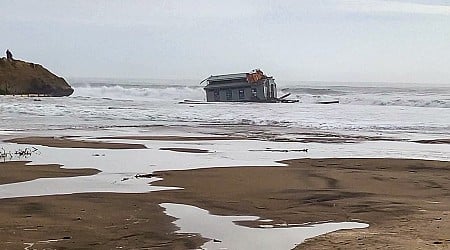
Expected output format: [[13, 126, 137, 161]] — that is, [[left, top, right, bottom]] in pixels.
[[248, 148, 308, 153], [14, 147, 38, 156], [120, 173, 156, 182], [0, 148, 13, 161], [1, 147, 40, 162], [317, 100, 339, 104], [134, 173, 155, 178]]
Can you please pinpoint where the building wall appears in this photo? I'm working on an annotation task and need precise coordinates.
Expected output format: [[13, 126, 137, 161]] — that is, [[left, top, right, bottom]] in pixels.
[[205, 84, 266, 102], [267, 78, 277, 99]]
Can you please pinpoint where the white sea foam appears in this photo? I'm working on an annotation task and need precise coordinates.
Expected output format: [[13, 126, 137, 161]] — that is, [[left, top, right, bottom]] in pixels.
[[71, 82, 450, 108], [285, 86, 450, 108], [0, 80, 448, 137], [72, 84, 205, 101]]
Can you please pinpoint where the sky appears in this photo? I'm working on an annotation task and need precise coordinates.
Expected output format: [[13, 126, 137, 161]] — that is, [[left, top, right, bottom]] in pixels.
[[1, 0, 450, 84]]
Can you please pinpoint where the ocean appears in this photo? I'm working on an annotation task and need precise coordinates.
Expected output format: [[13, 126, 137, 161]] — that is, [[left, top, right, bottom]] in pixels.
[[1, 78, 448, 141]]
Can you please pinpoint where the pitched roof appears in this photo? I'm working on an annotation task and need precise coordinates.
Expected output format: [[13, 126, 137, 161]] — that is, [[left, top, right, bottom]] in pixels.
[[207, 73, 248, 82]]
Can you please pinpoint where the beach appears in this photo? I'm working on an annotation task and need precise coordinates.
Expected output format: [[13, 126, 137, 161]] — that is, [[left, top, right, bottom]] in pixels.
[[0, 136, 448, 249], [0, 80, 449, 249]]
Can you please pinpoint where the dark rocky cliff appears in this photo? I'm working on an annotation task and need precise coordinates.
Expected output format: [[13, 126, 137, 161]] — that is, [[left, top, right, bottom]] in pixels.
[[0, 57, 74, 97]]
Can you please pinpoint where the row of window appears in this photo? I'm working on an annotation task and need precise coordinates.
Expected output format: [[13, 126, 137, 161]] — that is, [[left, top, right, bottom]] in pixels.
[[213, 88, 257, 100]]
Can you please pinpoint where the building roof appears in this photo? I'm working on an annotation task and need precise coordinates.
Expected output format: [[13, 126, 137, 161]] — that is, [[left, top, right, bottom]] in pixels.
[[207, 73, 248, 82], [203, 70, 274, 89]]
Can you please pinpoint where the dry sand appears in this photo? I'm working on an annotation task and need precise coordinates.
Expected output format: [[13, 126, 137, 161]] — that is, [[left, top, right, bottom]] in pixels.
[[0, 136, 449, 249]]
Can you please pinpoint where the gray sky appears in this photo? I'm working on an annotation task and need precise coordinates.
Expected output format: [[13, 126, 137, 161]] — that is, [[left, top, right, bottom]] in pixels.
[[1, 0, 450, 84]]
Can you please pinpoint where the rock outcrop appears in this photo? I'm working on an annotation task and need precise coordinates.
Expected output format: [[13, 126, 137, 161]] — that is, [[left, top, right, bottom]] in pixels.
[[0, 57, 74, 97]]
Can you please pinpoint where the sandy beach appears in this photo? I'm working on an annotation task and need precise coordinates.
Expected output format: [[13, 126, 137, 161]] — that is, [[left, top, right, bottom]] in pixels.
[[0, 136, 448, 249]]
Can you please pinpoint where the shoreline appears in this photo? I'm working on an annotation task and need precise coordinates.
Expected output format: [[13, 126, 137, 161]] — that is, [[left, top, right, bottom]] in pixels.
[[0, 150, 448, 248], [5, 136, 147, 149]]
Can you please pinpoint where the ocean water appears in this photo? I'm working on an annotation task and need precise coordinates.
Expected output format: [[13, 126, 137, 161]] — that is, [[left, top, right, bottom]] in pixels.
[[0, 78, 448, 140]]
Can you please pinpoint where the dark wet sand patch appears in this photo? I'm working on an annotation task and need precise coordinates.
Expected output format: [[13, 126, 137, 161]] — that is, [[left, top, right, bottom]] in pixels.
[[98, 132, 407, 144], [249, 148, 308, 152], [96, 135, 244, 141], [412, 138, 450, 144], [0, 161, 100, 185], [159, 147, 210, 153], [5, 136, 147, 149]]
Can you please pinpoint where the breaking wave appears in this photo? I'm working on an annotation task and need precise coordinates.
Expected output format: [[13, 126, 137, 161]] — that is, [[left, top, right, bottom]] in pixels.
[[286, 87, 449, 108], [341, 97, 450, 108], [72, 84, 205, 101], [292, 94, 449, 108], [71, 82, 449, 108]]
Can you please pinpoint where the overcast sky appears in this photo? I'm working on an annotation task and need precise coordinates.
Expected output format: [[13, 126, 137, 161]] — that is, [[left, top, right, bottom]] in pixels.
[[1, 0, 449, 84]]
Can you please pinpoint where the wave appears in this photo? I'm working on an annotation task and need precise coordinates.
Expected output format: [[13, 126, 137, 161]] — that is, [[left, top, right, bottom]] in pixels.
[[72, 84, 205, 101], [282, 85, 449, 108], [345, 98, 450, 108], [293, 94, 449, 108], [286, 88, 450, 108], [281, 87, 345, 95], [71, 83, 449, 108]]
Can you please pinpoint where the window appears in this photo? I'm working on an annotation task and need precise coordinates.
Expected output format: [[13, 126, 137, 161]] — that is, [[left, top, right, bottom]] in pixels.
[[226, 89, 232, 100], [251, 88, 257, 98], [238, 89, 245, 99], [214, 90, 220, 101]]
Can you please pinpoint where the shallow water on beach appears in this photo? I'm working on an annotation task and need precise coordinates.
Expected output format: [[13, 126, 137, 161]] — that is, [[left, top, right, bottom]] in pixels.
[[0, 138, 448, 199], [162, 203, 369, 250]]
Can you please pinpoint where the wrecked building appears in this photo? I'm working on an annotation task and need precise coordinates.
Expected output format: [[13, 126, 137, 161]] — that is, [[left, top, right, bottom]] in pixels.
[[202, 69, 278, 102]]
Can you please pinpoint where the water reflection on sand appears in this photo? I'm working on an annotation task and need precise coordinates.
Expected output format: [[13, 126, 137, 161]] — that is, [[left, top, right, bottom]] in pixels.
[[0, 139, 448, 199], [162, 203, 369, 250]]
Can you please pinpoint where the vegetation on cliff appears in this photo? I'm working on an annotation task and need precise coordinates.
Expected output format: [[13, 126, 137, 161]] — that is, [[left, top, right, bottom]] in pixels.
[[0, 57, 73, 97]]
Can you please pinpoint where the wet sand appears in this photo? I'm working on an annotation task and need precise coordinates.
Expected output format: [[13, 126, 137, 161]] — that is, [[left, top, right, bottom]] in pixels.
[[154, 158, 450, 249], [0, 154, 448, 249], [6, 136, 147, 149], [0, 161, 100, 185], [0, 193, 205, 249], [0, 160, 204, 249], [96, 135, 244, 141], [159, 147, 211, 153], [413, 138, 450, 145]]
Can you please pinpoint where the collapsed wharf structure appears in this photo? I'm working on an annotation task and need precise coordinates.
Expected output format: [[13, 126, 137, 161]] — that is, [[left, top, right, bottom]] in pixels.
[[201, 69, 297, 103]]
